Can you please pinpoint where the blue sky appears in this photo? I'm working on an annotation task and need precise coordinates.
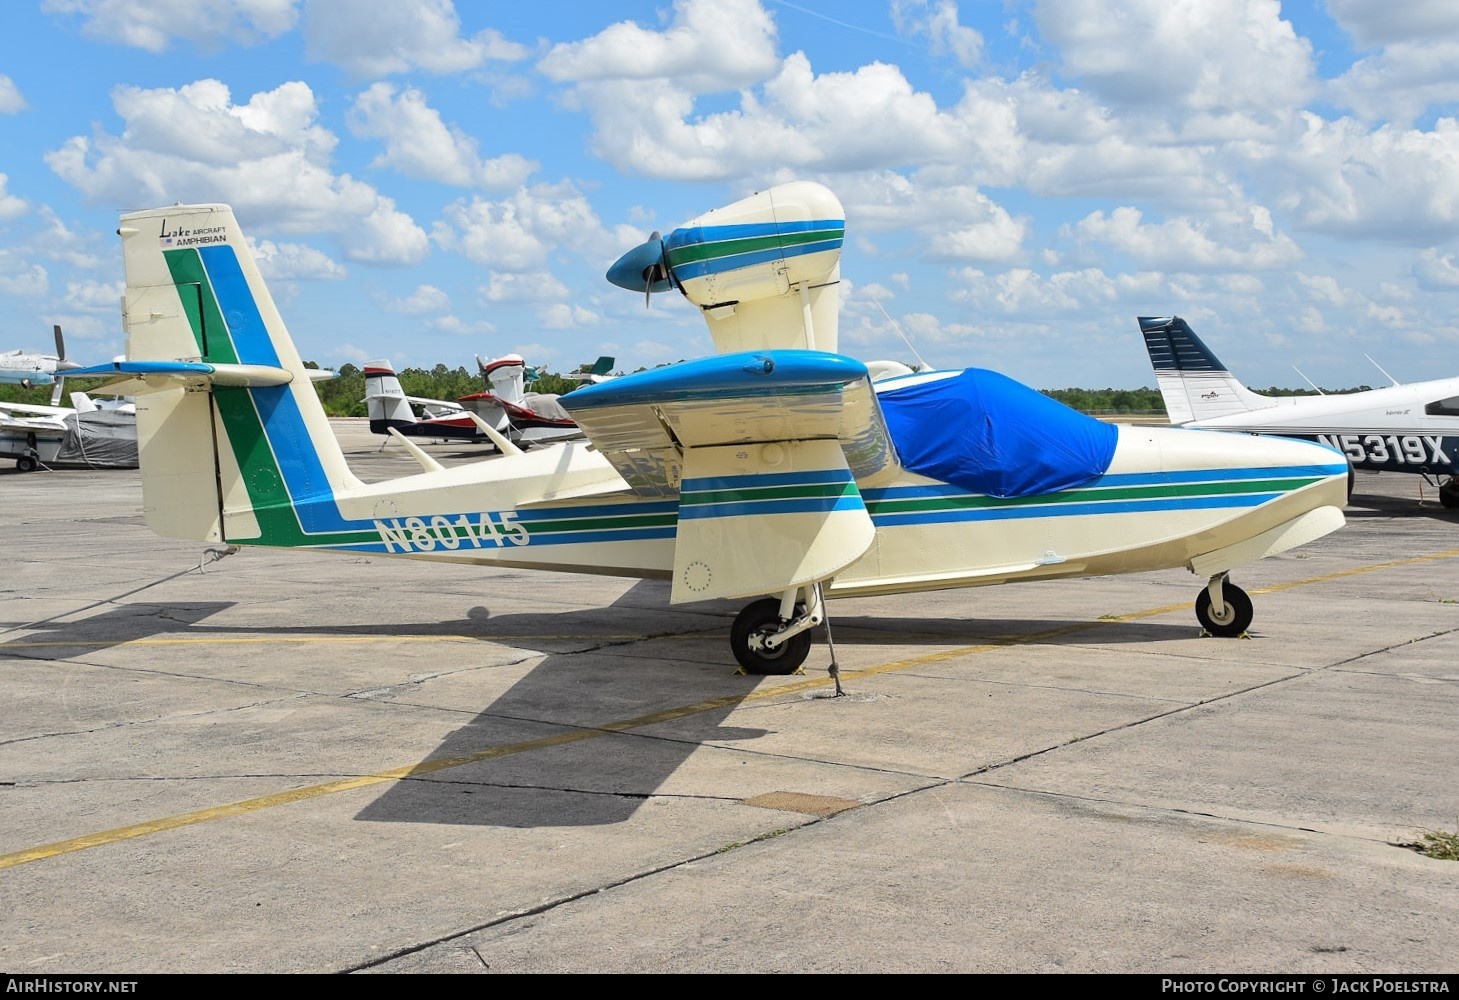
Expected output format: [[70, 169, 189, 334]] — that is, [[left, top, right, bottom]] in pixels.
[[2, 0, 1459, 389]]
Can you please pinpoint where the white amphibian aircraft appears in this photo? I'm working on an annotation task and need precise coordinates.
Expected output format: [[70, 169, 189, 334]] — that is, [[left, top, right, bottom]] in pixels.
[[1140, 316, 1459, 507], [68, 187, 1348, 684]]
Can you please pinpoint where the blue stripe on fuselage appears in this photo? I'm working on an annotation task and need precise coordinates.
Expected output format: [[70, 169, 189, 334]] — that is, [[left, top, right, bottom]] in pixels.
[[870, 492, 1282, 527]]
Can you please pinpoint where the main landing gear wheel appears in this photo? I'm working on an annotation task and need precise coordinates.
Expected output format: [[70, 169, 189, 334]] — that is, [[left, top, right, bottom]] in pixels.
[[1195, 582, 1253, 637], [730, 597, 812, 675], [1439, 478, 1459, 510]]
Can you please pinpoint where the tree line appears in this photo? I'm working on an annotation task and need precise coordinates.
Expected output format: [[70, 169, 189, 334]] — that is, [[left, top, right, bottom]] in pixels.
[[1, 367, 1378, 419]]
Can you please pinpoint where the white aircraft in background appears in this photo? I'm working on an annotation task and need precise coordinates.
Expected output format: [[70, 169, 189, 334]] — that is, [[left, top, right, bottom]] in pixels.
[[0, 325, 81, 394], [0, 392, 136, 471], [363, 356, 581, 448], [560, 356, 617, 384], [1139, 315, 1459, 507], [66, 188, 1346, 682]]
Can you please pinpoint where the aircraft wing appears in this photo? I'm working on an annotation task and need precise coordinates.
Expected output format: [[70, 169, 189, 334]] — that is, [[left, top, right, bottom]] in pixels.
[[561, 350, 900, 603], [0, 403, 68, 435], [0, 400, 72, 420], [404, 395, 464, 416]]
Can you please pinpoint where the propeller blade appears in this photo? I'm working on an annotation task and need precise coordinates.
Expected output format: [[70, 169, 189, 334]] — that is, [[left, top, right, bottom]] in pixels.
[[50, 324, 81, 374]]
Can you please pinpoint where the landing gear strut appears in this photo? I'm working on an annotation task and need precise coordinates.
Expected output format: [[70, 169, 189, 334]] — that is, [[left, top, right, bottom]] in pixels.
[[730, 583, 843, 693], [730, 597, 812, 675], [1195, 574, 1253, 637]]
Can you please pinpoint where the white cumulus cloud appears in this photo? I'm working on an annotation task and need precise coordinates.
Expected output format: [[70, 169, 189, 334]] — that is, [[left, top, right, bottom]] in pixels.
[[304, 0, 527, 79], [892, 0, 984, 69], [251, 239, 347, 280], [1028, 0, 1314, 144], [0, 174, 28, 220], [45, 79, 429, 265], [1072, 205, 1303, 270], [382, 284, 450, 314], [1414, 249, 1459, 291], [0, 74, 26, 113], [42, 0, 299, 52], [349, 83, 537, 189], [481, 271, 570, 303], [538, 0, 778, 92], [432, 182, 616, 272]]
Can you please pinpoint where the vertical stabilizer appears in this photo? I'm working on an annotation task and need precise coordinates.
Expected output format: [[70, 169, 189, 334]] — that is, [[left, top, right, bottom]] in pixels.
[[119, 204, 362, 543], [483, 355, 527, 405], [363, 360, 416, 432], [1138, 316, 1275, 424]]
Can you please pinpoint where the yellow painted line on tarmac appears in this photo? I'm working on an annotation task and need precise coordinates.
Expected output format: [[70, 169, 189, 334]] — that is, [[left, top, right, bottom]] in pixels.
[[1096, 547, 1459, 623], [6, 544, 1459, 871]]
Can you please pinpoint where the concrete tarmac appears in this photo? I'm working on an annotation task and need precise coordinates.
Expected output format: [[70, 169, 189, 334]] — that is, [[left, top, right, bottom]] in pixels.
[[1, 420, 1457, 974]]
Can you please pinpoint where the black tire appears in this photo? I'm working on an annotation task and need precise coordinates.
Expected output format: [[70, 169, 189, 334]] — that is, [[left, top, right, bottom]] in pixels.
[[1346, 463, 1355, 504], [16, 456, 36, 473], [1195, 582, 1253, 637], [1440, 480, 1459, 510], [730, 597, 812, 675]]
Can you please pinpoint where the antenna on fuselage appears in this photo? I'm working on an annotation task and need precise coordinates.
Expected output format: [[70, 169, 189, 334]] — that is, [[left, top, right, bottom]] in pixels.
[[1364, 354, 1401, 387], [874, 301, 931, 371], [1293, 366, 1325, 395]]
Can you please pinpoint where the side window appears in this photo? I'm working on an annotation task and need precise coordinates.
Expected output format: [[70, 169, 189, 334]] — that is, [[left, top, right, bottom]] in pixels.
[[1425, 396, 1459, 416]]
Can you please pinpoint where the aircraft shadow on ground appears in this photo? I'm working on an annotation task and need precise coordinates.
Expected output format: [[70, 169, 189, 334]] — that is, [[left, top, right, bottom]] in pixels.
[[4, 584, 1212, 830], [1345, 490, 1459, 521], [0, 601, 235, 658]]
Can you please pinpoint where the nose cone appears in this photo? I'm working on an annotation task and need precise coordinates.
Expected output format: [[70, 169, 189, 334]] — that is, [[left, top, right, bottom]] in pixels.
[[607, 237, 675, 294]]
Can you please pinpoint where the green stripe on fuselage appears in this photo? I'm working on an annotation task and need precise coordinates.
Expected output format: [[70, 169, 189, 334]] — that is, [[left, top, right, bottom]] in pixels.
[[865, 477, 1322, 515], [666, 227, 843, 268]]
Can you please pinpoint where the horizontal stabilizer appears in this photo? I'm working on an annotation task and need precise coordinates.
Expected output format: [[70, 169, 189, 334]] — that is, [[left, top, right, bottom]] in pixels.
[[63, 360, 294, 389]]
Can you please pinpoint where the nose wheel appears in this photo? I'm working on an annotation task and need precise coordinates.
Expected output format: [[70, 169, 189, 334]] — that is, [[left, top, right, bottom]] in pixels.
[[1195, 576, 1253, 637]]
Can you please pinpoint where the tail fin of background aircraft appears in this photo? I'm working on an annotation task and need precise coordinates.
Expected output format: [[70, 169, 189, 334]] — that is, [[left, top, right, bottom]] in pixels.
[[1138, 315, 1275, 424], [363, 361, 416, 433], [117, 203, 362, 544]]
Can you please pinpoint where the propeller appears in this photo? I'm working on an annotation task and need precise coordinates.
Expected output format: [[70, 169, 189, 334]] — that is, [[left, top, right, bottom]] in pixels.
[[606, 230, 677, 308], [49, 324, 81, 407], [47, 325, 85, 408]]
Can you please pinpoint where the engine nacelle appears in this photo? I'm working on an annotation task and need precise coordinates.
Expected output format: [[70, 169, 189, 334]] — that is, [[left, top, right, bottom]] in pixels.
[[608, 181, 845, 355]]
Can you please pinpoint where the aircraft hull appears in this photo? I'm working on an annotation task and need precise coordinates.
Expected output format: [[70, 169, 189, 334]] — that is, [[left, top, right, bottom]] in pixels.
[[243, 426, 1348, 599]]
